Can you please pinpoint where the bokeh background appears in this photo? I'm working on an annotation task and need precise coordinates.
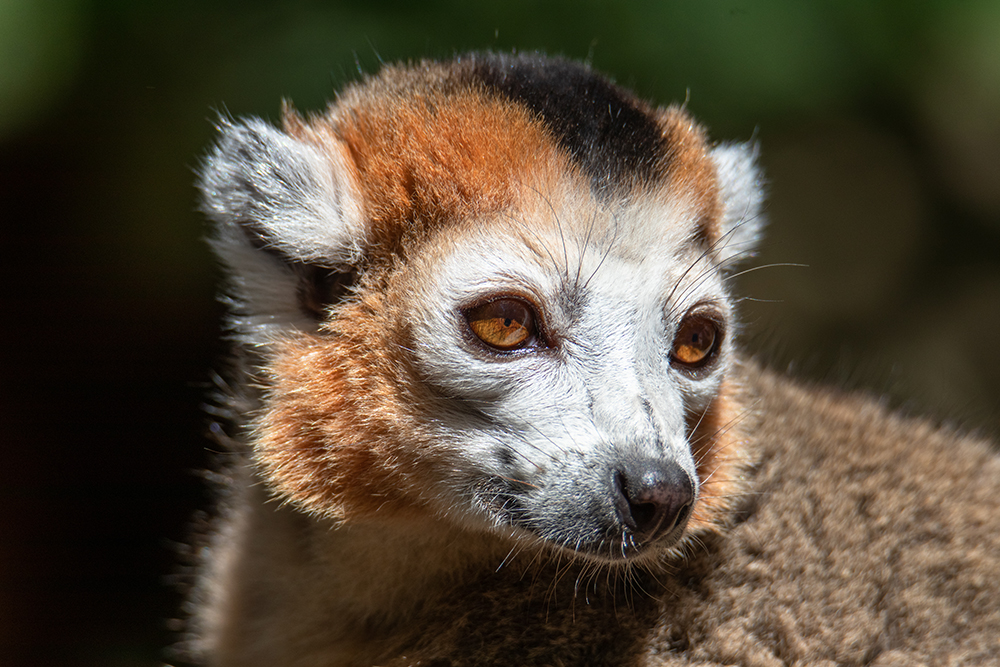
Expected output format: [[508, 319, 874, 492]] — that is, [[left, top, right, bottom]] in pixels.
[[2, 2, 998, 666]]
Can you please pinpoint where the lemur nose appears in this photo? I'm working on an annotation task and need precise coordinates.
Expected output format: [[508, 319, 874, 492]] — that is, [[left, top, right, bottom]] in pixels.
[[613, 460, 695, 541]]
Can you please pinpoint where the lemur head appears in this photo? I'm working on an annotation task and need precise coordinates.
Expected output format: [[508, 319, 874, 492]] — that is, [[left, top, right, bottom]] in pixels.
[[200, 53, 764, 565]]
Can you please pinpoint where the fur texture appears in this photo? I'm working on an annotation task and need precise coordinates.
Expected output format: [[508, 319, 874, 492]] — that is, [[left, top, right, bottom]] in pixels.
[[180, 53, 1000, 667]]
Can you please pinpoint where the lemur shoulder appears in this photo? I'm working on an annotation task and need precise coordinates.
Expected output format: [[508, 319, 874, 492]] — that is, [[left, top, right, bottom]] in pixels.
[[180, 52, 1000, 666]]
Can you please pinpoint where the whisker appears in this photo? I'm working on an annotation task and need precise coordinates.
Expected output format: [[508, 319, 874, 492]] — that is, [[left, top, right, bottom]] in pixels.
[[495, 475, 540, 490], [573, 207, 602, 291], [723, 261, 808, 282], [581, 207, 622, 292], [664, 211, 756, 315]]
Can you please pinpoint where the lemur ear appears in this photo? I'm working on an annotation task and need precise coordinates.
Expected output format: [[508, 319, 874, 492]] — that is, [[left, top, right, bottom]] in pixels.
[[710, 142, 766, 267], [198, 117, 365, 341]]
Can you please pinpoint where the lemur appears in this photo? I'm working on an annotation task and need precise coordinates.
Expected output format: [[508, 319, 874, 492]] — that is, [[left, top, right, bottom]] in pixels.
[[181, 52, 1000, 666]]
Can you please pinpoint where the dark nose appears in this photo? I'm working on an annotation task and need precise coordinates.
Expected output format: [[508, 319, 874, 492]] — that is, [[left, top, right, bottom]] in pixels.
[[613, 459, 695, 540]]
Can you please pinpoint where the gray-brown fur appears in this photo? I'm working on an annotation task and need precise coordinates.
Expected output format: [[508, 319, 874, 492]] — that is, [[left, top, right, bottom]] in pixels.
[[181, 362, 1000, 666], [411, 361, 1000, 666], [418, 358, 997, 665]]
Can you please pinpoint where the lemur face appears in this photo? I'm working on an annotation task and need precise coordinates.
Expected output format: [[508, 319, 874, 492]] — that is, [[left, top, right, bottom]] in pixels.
[[200, 53, 764, 564], [405, 198, 735, 561]]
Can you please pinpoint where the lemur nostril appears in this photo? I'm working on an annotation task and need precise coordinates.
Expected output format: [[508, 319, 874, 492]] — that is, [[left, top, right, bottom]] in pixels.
[[628, 500, 659, 531], [614, 461, 695, 540]]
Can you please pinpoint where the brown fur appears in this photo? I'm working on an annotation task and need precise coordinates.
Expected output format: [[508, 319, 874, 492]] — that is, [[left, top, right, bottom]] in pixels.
[[685, 380, 748, 536], [256, 285, 440, 521], [653, 107, 723, 246], [397, 361, 1000, 666], [201, 361, 1000, 666], [283, 63, 724, 269], [285, 66, 577, 267]]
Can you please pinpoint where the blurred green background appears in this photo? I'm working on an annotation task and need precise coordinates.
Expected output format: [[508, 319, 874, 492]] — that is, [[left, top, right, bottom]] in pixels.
[[1, 2, 998, 666]]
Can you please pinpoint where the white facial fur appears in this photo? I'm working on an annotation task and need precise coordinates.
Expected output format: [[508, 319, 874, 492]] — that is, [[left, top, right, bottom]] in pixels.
[[400, 191, 741, 562]]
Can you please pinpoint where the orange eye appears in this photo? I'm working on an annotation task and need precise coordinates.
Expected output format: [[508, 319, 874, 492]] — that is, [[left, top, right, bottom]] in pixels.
[[671, 315, 720, 368], [465, 299, 536, 351]]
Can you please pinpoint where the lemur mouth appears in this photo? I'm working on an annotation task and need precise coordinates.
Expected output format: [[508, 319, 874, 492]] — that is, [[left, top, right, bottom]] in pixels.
[[478, 474, 694, 564], [564, 514, 693, 563]]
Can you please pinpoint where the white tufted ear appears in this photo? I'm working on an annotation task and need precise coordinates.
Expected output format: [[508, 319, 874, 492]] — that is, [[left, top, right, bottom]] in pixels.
[[198, 117, 366, 342], [710, 141, 766, 267]]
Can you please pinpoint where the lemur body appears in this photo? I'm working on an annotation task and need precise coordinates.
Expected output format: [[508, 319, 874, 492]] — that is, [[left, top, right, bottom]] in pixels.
[[183, 53, 1000, 666]]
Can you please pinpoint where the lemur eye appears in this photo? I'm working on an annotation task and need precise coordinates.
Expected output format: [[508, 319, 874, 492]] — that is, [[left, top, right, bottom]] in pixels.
[[465, 298, 536, 351], [671, 314, 721, 368]]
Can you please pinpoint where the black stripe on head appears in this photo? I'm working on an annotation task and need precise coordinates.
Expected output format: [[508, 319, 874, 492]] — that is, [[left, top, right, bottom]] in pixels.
[[463, 52, 667, 197]]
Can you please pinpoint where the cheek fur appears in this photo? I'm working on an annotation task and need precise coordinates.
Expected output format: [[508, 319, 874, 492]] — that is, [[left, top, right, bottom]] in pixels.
[[686, 378, 749, 534], [253, 295, 441, 522]]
